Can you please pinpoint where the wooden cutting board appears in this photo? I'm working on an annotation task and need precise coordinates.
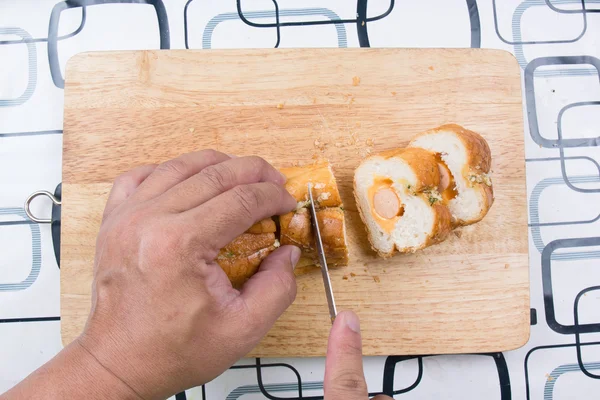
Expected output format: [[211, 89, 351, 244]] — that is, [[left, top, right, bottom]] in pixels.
[[61, 48, 529, 357]]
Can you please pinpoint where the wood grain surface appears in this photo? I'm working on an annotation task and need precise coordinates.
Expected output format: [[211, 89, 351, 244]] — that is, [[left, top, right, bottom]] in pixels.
[[62, 48, 529, 357]]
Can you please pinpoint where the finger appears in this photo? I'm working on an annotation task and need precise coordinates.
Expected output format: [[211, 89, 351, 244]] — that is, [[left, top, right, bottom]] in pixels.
[[184, 182, 296, 255], [371, 395, 394, 400], [131, 150, 231, 202], [159, 156, 286, 212], [239, 246, 301, 332], [103, 164, 157, 221], [324, 311, 368, 400]]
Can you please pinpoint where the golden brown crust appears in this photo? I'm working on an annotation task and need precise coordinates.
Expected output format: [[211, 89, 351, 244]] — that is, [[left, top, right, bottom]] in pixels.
[[280, 209, 313, 250], [280, 207, 349, 267], [316, 208, 349, 266], [394, 148, 441, 191], [247, 218, 277, 234], [280, 162, 342, 207], [216, 232, 277, 288], [427, 203, 453, 245]]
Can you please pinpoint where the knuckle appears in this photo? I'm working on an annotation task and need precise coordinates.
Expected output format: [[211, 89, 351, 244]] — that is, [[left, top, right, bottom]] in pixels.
[[246, 156, 269, 175], [200, 164, 234, 191], [327, 369, 368, 394], [232, 185, 262, 220], [157, 157, 189, 177], [113, 172, 136, 188], [198, 149, 221, 163]]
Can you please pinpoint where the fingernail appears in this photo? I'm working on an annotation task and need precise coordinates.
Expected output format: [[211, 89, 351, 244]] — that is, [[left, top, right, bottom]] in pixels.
[[227, 154, 238, 158], [290, 246, 301, 269], [343, 311, 361, 333]]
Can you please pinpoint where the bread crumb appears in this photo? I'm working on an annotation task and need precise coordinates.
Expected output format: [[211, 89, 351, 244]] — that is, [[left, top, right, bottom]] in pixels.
[[429, 66, 434, 71], [335, 142, 343, 148], [296, 200, 310, 210], [361, 21, 365, 26], [263, 123, 268, 129], [317, 192, 331, 202], [208, 104, 215, 109], [312, 98, 317, 104], [350, 272, 356, 277], [505, 263, 510, 269], [343, 275, 349, 280], [373, 276, 381, 283], [352, 76, 361, 86], [383, 269, 387, 273], [366, 138, 374, 146], [189, 127, 195, 133], [391, 91, 397, 96], [314, 138, 327, 151], [356, 122, 361, 127], [314, 182, 326, 189], [454, 230, 462, 238], [276, 103, 284, 109]]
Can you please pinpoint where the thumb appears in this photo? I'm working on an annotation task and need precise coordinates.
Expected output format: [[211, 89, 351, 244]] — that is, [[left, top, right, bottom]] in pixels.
[[324, 311, 368, 400], [239, 245, 301, 331]]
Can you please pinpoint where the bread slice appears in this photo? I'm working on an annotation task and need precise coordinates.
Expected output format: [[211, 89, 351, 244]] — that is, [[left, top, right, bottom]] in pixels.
[[279, 162, 342, 208], [280, 162, 348, 268], [408, 124, 493, 226], [216, 220, 279, 289], [354, 147, 453, 257]]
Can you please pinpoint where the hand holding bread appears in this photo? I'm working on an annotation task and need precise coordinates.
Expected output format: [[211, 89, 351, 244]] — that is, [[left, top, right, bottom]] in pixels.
[[213, 124, 493, 284]]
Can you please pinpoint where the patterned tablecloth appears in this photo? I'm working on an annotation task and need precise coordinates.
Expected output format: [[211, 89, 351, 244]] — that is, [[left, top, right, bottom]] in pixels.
[[1, 1, 599, 399]]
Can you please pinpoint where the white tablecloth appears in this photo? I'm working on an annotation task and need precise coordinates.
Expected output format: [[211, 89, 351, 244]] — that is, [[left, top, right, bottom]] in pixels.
[[1, 1, 599, 398]]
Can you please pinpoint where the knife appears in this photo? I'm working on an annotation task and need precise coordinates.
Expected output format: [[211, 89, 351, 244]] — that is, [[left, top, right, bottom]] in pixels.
[[307, 183, 338, 324]]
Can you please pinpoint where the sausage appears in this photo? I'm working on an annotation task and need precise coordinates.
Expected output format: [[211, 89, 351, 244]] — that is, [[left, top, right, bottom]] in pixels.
[[373, 187, 402, 219]]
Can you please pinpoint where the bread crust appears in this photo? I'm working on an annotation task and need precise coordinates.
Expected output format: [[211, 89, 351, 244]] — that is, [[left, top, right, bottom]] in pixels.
[[316, 208, 349, 266], [281, 207, 349, 268], [247, 218, 277, 234], [280, 162, 342, 207], [280, 208, 312, 250], [216, 232, 277, 288]]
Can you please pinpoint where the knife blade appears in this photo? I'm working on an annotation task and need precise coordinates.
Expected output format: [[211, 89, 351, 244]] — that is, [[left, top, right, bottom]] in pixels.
[[307, 183, 338, 324]]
